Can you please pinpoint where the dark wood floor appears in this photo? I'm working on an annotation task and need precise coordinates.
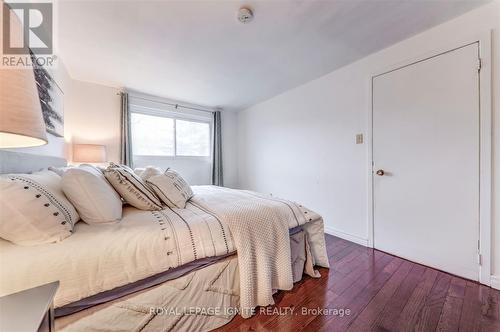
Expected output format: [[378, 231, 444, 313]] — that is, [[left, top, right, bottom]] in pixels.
[[218, 234, 500, 331]]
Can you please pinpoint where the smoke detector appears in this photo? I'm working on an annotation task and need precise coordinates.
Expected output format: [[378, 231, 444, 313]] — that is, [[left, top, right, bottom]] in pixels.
[[237, 7, 254, 24]]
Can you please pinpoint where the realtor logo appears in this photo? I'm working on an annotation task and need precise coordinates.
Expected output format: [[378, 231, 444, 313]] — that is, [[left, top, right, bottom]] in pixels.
[[2, 2, 53, 54]]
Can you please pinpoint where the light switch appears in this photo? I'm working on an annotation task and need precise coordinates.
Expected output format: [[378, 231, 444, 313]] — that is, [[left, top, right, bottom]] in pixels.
[[356, 133, 364, 144]]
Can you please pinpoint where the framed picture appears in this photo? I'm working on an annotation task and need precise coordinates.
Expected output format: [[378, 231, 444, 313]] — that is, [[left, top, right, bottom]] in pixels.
[[30, 51, 64, 137]]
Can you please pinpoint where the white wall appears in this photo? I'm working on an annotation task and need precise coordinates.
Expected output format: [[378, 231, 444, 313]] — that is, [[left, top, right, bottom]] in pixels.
[[237, 2, 500, 279], [65, 79, 121, 163]]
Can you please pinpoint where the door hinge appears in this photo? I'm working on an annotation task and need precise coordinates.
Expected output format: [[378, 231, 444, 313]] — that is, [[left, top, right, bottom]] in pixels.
[[477, 58, 482, 71], [477, 253, 482, 265]]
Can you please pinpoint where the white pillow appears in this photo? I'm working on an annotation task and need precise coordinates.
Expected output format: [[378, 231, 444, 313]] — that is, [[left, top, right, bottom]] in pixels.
[[48, 165, 75, 177], [103, 163, 162, 211], [0, 170, 79, 245], [146, 169, 193, 209], [133, 168, 145, 177], [138, 166, 163, 181], [48, 164, 97, 177], [62, 165, 123, 224]]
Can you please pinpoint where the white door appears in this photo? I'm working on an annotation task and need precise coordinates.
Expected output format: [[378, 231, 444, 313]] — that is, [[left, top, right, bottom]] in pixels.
[[372, 43, 480, 280]]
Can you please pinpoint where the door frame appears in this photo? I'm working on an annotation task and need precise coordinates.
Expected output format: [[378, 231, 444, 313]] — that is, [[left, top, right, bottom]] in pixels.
[[366, 32, 492, 285]]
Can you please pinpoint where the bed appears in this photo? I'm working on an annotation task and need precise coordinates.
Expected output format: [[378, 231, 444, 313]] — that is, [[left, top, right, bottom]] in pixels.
[[0, 203, 235, 312], [0, 151, 329, 330]]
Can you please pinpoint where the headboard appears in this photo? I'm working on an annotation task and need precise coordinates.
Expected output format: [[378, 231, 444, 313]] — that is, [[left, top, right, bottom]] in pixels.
[[0, 150, 67, 174]]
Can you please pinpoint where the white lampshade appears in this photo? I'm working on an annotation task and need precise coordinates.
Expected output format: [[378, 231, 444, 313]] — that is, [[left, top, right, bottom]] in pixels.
[[73, 144, 107, 163], [0, 5, 48, 148], [0, 65, 48, 148]]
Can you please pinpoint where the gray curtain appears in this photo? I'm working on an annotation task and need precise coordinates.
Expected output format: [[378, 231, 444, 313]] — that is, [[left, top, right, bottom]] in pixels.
[[120, 92, 133, 167], [211, 110, 223, 186]]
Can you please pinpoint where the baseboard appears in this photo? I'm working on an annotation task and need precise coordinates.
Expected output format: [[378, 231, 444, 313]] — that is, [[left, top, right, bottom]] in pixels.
[[324, 226, 369, 247], [491, 276, 500, 290]]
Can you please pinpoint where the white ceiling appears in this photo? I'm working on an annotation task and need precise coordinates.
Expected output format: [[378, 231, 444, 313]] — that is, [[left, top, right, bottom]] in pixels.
[[57, 0, 487, 111]]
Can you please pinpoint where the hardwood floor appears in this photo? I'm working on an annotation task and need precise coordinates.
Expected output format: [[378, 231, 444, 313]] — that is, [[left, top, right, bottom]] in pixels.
[[217, 234, 500, 331]]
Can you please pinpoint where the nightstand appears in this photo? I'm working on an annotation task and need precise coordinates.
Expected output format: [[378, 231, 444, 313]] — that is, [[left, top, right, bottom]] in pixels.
[[0, 281, 59, 332]]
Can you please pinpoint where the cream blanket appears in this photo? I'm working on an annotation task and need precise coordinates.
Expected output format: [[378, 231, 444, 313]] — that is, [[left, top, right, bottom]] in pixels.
[[191, 186, 329, 318]]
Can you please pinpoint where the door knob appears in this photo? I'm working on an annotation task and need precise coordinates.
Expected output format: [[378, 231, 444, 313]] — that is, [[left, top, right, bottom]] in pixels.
[[376, 169, 385, 176]]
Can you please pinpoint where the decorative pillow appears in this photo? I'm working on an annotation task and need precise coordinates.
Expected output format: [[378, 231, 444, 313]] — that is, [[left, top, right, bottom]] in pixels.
[[146, 169, 193, 209], [0, 170, 79, 245], [103, 163, 162, 211], [62, 165, 123, 224]]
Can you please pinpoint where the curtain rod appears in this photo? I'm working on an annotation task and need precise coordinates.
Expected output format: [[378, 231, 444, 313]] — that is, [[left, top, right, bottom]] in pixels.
[[117, 92, 214, 113]]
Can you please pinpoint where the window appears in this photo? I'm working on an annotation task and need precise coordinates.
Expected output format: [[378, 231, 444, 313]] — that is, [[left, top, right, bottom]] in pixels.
[[176, 120, 210, 156], [131, 112, 212, 158], [131, 113, 174, 156]]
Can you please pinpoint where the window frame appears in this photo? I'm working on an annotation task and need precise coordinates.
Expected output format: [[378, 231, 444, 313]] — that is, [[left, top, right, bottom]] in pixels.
[[130, 102, 213, 161]]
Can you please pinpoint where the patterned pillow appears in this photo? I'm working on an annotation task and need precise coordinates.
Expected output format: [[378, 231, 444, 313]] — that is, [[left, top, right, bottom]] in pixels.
[[0, 170, 80, 245], [146, 169, 193, 209], [103, 163, 162, 211]]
